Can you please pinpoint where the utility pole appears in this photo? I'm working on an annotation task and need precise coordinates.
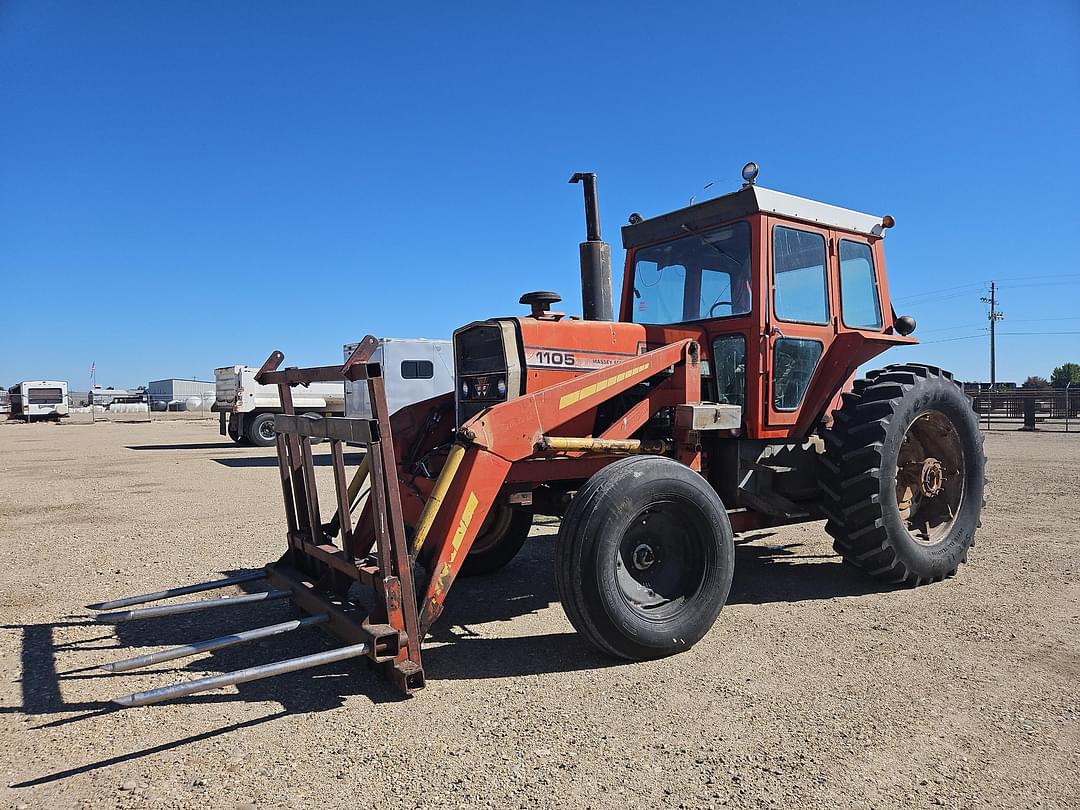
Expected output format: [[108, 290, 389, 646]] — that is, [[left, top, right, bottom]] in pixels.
[[981, 282, 1005, 388]]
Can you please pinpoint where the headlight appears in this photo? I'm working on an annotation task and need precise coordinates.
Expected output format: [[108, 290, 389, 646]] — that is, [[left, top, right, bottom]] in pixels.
[[496, 377, 507, 397], [460, 380, 471, 398]]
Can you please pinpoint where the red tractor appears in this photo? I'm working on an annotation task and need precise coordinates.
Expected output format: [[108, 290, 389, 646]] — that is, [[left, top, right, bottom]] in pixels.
[[95, 164, 985, 704]]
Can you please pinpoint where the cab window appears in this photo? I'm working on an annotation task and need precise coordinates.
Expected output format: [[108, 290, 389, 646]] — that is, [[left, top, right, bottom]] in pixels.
[[631, 222, 751, 324], [838, 240, 883, 329], [712, 335, 746, 408], [773, 226, 828, 324], [772, 338, 823, 411]]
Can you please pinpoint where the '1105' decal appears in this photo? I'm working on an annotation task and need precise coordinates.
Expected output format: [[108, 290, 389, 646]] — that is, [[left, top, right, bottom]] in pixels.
[[525, 347, 631, 370]]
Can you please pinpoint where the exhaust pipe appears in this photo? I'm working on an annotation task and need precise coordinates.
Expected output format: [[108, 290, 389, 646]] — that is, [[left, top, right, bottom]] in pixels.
[[570, 172, 613, 321]]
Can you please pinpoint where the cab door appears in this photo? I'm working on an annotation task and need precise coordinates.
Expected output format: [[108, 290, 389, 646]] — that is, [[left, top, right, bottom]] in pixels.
[[763, 218, 837, 430]]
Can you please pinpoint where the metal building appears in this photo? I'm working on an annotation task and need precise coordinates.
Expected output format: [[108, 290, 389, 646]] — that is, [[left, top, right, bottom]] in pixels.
[[147, 378, 216, 411]]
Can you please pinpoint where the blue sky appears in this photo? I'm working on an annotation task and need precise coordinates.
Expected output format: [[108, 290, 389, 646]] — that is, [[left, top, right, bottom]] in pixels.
[[2, 1, 1078, 389]]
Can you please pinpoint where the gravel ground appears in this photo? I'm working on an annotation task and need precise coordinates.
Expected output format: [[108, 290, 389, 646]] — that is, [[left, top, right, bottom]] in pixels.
[[0, 420, 1077, 809]]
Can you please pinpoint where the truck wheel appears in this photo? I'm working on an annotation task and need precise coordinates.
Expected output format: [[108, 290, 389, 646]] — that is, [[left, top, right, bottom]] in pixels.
[[460, 503, 533, 576], [246, 412, 277, 447], [555, 455, 735, 660], [821, 363, 985, 586]]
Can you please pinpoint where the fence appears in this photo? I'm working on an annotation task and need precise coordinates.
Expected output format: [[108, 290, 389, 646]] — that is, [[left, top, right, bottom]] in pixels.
[[970, 389, 1079, 433], [66, 393, 217, 424]]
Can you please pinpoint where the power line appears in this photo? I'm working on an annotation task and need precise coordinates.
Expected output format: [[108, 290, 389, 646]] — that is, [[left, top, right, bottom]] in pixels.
[[921, 334, 985, 344], [1004, 316, 1080, 324], [917, 322, 985, 333], [893, 273, 1080, 303], [997, 331, 1080, 336]]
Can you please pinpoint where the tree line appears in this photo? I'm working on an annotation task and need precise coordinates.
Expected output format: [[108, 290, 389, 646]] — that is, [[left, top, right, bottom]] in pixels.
[[1023, 362, 1080, 389]]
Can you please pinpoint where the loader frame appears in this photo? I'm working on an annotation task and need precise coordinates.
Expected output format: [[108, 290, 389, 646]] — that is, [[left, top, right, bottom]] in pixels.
[[91, 333, 709, 701], [256, 337, 426, 694]]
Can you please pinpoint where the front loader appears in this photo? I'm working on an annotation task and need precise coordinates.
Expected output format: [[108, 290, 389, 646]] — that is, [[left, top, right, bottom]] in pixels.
[[91, 163, 985, 703]]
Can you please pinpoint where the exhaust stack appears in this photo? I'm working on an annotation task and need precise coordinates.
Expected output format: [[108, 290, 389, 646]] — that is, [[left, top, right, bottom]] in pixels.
[[570, 172, 613, 321]]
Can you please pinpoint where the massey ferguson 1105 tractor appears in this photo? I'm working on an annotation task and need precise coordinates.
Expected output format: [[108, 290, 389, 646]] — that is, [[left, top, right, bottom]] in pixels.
[[93, 164, 985, 704]]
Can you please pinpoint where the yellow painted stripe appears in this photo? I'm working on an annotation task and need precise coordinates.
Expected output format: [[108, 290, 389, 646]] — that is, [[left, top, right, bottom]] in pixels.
[[558, 363, 652, 410], [448, 492, 480, 564], [433, 491, 480, 595]]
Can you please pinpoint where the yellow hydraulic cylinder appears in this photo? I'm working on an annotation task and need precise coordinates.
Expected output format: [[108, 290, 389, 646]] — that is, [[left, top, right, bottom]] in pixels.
[[540, 436, 669, 455], [410, 442, 467, 555]]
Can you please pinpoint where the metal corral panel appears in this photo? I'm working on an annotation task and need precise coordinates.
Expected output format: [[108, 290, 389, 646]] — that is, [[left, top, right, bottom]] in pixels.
[[148, 379, 216, 399]]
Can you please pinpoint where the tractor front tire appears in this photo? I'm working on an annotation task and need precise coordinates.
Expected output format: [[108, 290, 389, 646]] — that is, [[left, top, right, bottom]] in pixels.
[[821, 363, 985, 586], [459, 503, 533, 576], [555, 456, 735, 661]]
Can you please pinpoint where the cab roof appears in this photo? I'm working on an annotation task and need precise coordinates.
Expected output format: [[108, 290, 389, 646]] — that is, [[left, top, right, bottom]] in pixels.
[[621, 185, 886, 249]]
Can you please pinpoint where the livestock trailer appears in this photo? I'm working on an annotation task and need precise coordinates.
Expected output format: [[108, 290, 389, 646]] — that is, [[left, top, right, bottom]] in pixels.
[[88, 386, 148, 407]]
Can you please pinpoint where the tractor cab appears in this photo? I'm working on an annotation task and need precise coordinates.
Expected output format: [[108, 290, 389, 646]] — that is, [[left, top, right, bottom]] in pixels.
[[619, 164, 916, 439]]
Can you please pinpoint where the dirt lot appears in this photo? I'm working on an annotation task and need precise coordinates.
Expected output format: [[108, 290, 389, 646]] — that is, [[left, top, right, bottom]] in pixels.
[[0, 420, 1077, 809]]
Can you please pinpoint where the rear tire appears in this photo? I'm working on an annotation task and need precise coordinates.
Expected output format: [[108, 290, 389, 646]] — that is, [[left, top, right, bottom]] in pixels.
[[555, 456, 734, 660], [821, 363, 985, 586], [246, 412, 277, 447], [460, 503, 533, 576]]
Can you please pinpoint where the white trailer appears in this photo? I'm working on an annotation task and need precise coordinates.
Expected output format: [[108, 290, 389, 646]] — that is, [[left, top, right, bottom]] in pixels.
[[214, 365, 346, 447], [9, 380, 69, 421], [88, 386, 147, 407], [343, 338, 453, 418], [0, 388, 10, 417]]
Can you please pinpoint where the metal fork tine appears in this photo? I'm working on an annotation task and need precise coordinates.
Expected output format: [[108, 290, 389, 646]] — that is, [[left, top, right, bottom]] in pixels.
[[101, 614, 329, 672], [112, 643, 370, 707], [88, 570, 267, 611], [95, 589, 290, 623]]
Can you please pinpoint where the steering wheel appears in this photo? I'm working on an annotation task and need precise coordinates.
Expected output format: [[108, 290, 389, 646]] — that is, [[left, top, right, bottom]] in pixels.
[[708, 301, 733, 317]]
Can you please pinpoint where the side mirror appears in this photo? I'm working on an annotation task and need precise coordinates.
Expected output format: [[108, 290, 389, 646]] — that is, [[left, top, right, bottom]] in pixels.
[[895, 315, 917, 336]]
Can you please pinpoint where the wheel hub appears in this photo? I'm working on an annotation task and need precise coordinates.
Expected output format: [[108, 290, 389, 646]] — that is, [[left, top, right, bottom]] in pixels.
[[895, 410, 967, 546], [919, 458, 944, 498], [632, 543, 656, 571]]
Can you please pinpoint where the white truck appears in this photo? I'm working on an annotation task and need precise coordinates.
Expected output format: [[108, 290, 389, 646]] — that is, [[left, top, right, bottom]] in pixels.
[[9, 380, 69, 421], [343, 337, 453, 419], [214, 365, 346, 447]]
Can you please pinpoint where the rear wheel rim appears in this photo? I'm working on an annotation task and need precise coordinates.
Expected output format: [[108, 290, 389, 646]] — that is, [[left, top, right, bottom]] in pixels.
[[896, 409, 966, 546], [259, 420, 276, 442], [614, 500, 709, 621], [470, 503, 512, 555]]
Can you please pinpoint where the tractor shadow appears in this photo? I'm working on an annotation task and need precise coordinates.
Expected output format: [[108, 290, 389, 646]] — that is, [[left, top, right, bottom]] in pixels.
[[212, 452, 365, 469], [6, 571, 407, 788], [8, 528, 891, 787], [422, 527, 615, 679], [726, 533, 893, 605], [126, 442, 248, 451]]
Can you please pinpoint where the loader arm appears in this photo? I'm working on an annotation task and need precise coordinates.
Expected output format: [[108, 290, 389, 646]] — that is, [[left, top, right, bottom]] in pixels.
[[414, 338, 702, 631]]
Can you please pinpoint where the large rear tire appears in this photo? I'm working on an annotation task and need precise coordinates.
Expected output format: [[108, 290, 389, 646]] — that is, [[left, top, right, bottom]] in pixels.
[[555, 456, 735, 660], [459, 503, 533, 576], [821, 363, 985, 586]]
